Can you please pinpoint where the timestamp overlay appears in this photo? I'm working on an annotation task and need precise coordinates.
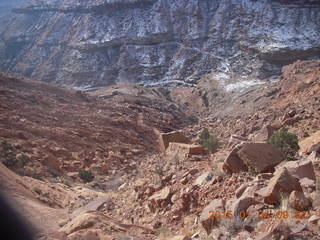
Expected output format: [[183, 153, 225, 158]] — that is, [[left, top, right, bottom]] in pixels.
[[209, 209, 314, 220]]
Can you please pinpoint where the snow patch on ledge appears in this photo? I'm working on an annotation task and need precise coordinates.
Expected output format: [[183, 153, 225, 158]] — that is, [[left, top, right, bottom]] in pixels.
[[224, 79, 265, 92]]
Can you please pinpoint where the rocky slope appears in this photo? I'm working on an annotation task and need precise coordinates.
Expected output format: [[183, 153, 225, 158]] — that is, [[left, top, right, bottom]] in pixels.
[[0, 60, 319, 240], [0, 0, 319, 89], [0, 72, 195, 180]]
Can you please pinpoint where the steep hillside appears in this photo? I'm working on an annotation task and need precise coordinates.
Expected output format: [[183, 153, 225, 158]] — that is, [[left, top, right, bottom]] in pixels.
[[0, 72, 195, 180], [0, 0, 319, 89]]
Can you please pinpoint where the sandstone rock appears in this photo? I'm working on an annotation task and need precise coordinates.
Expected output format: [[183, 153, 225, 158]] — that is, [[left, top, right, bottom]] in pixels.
[[229, 196, 258, 218], [235, 183, 248, 199], [289, 191, 311, 211], [243, 204, 265, 233], [43, 155, 61, 172], [308, 215, 320, 224], [233, 231, 252, 240], [278, 159, 316, 181], [227, 135, 247, 149], [71, 197, 110, 218], [44, 231, 68, 240], [159, 131, 190, 152], [257, 221, 291, 240], [237, 143, 285, 173], [166, 143, 209, 157], [193, 171, 213, 186], [169, 235, 191, 240], [252, 125, 276, 143], [299, 178, 316, 189], [307, 151, 320, 163], [256, 173, 273, 181], [222, 145, 247, 174], [228, 183, 261, 218], [200, 199, 225, 235], [148, 186, 172, 212], [61, 213, 100, 235], [299, 130, 320, 155], [67, 229, 111, 240], [263, 168, 302, 204]]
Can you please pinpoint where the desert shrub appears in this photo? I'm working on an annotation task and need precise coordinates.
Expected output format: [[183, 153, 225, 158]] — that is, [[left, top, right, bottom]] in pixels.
[[267, 127, 299, 160], [79, 169, 94, 183], [197, 128, 220, 153], [0, 140, 16, 167]]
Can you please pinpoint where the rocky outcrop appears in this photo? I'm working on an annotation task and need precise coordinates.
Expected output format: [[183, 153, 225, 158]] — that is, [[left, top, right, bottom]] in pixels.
[[0, 0, 319, 89]]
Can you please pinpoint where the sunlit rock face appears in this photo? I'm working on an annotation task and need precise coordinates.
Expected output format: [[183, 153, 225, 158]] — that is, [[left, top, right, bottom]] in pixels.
[[0, 0, 319, 89]]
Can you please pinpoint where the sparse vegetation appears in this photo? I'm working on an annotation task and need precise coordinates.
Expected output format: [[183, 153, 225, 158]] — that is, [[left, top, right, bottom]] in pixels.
[[79, 169, 94, 183], [197, 128, 220, 153], [0, 140, 16, 167], [0, 140, 29, 169], [267, 127, 299, 160]]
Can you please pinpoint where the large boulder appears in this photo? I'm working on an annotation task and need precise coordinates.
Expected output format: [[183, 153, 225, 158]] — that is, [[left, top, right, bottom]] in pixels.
[[222, 145, 247, 174], [263, 168, 302, 204], [200, 199, 226, 235], [166, 143, 209, 157], [299, 130, 320, 155], [159, 131, 190, 152], [289, 191, 311, 211], [237, 143, 285, 173], [278, 159, 316, 181]]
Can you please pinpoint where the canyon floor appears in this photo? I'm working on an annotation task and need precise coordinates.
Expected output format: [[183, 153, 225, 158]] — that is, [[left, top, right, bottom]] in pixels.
[[0, 60, 320, 240]]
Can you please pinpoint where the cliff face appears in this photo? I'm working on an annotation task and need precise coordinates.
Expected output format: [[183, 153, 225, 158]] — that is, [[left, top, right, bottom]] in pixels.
[[0, 0, 319, 89]]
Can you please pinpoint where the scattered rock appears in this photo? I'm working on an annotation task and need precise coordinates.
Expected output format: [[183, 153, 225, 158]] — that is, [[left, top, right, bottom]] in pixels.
[[193, 171, 213, 186], [289, 191, 311, 211], [235, 183, 248, 199], [166, 143, 209, 157], [169, 235, 191, 240], [67, 229, 111, 240], [263, 168, 302, 204], [308, 215, 320, 224], [299, 178, 316, 189], [257, 221, 292, 240], [61, 213, 100, 235], [299, 130, 320, 155], [159, 131, 190, 152], [278, 159, 316, 181], [307, 151, 320, 163], [252, 125, 276, 143], [148, 186, 172, 212], [227, 135, 248, 149], [71, 197, 110, 218], [237, 143, 285, 173], [222, 145, 247, 174], [200, 199, 225, 235]]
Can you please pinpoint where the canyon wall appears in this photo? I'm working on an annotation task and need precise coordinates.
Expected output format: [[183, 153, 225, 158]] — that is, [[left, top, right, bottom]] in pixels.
[[0, 0, 319, 89]]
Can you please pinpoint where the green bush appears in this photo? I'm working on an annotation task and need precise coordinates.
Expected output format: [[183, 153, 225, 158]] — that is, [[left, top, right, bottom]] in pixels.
[[267, 127, 299, 160], [79, 169, 94, 183], [197, 128, 220, 153]]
